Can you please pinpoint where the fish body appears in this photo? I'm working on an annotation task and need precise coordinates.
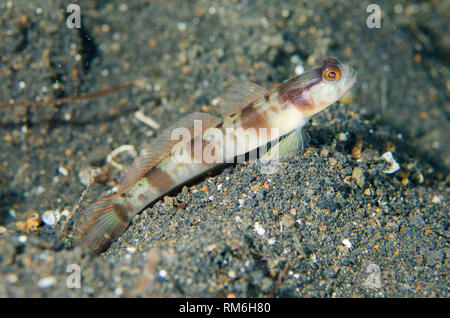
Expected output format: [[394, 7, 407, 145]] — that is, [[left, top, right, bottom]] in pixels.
[[76, 58, 357, 255]]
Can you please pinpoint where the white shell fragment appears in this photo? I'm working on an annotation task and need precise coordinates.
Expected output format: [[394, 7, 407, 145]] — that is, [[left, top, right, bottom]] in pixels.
[[134, 109, 161, 130], [381, 152, 400, 174], [42, 210, 61, 226], [37, 276, 57, 289], [342, 238, 352, 249], [106, 145, 137, 170], [58, 166, 69, 177], [133, 78, 152, 91], [254, 222, 266, 236]]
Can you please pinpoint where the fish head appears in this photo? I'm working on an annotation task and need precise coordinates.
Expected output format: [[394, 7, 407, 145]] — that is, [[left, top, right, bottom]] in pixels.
[[278, 58, 357, 116]]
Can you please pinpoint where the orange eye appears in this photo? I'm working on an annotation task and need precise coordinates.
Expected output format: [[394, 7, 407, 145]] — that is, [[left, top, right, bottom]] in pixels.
[[322, 66, 341, 81]]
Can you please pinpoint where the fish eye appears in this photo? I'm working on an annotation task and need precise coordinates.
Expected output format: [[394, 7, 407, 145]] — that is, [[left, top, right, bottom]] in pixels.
[[322, 66, 341, 81]]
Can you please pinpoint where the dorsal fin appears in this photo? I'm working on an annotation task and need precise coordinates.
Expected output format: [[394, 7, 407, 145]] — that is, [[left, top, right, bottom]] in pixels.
[[118, 112, 222, 194], [218, 81, 270, 118]]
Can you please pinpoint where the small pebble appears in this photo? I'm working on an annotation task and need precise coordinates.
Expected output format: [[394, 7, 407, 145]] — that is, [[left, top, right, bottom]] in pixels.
[[158, 269, 168, 279], [337, 132, 348, 142], [281, 214, 294, 227], [381, 152, 400, 174], [228, 270, 237, 279], [42, 210, 61, 226], [431, 196, 441, 204], [205, 243, 217, 252], [177, 22, 187, 31], [18, 81, 26, 89], [352, 167, 365, 187], [6, 273, 18, 283], [114, 287, 123, 296], [8, 209, 16, 218], [35, 186, 45, 195], [126, 246, 136, 254], [254, 222, 265, 236]]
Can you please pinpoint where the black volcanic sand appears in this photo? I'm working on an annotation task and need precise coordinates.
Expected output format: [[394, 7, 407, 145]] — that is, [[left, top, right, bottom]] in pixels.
[[0, 1, 448, 297]]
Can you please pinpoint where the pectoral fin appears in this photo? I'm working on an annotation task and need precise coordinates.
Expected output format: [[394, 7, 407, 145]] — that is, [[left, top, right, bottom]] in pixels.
[[260, 128, 303, 162]]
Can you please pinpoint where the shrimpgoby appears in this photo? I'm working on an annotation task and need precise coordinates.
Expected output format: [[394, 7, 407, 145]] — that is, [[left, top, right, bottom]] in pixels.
[[76, 58, 357, 255]]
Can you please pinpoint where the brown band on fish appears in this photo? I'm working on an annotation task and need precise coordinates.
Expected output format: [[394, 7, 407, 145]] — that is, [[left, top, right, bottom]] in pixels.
[[145, 166, 175, 194], [113, 203, 132, 224], [240, 106, 270, 132], [291, 94, 315, 112], [277, 68, 321, 110]]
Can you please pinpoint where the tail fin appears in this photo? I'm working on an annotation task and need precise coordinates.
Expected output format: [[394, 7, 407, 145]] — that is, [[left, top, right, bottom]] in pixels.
[[76, 195, 130, 255]]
